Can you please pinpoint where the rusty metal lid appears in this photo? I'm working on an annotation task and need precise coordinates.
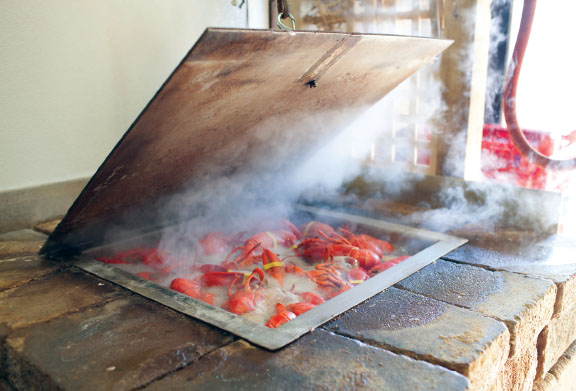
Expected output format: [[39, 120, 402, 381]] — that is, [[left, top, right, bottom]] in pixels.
[[42, 28, 451, 257]]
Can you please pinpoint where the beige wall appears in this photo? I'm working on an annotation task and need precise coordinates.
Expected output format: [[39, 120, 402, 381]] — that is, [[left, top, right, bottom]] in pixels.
[[0, 0, 268, 192]]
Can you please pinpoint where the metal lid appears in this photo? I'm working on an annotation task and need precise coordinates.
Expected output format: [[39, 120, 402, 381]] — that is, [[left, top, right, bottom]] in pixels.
[[42, 28, 451, 257]]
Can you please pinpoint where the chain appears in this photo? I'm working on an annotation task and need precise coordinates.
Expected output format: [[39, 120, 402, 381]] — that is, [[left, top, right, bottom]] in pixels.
[[276, 0, 297, 30]]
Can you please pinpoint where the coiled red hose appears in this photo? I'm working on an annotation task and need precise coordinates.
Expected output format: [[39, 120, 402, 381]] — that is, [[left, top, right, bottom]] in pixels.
[[503, 0, 576, 170]]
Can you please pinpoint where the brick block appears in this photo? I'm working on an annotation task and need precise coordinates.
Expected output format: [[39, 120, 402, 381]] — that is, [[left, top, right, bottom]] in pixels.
[[0, 269, 125, 330], [536, 303, 576, 380], [492, 346, 537, 391], [33, 218, 62, 235], [0, 256, 63, 292], [2, 297, 234, 391], [533, 340, 576, 391], [0, 230, 46, 260], [324, 287, 509, 391], [444, 243, 576, 318], [554, 274, 576, 317], [397, 260, 556, 357], [144, 330, 470, 391], [533, 374, 557, 391], [548, 340, 576, 391]]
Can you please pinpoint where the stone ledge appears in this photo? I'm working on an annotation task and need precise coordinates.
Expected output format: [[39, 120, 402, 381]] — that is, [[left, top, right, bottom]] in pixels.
[[0, 256, 64, 292], [397, 260, 556, 358], [444, 243, 576, 318], [0, 269, 126, 331], [143, 330, 471, 391], [2, 297, 234, 391], [323, 287, 509, 391], [0, 230, 47, 260], [33, 218, 62, 236]]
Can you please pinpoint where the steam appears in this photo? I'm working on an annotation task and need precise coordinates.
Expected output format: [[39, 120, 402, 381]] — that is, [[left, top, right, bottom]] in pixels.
[[153, 108, 379, 254], [400, 0, 559, 238], [110, 1, 571, 271]]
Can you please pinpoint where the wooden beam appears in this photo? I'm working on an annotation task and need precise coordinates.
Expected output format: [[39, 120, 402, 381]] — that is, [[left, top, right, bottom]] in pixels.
[[436, 0, 492, 179]]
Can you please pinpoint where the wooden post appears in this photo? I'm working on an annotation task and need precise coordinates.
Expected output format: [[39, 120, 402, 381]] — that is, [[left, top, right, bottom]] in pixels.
[[436, 0, 492, 179]]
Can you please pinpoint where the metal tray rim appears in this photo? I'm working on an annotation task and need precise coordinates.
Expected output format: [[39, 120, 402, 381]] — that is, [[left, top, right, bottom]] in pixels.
[[70, 207, 467, 350]]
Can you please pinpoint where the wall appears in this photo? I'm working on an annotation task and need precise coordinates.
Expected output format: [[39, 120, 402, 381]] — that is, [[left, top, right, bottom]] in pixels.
[[0, 0, 268, 192]]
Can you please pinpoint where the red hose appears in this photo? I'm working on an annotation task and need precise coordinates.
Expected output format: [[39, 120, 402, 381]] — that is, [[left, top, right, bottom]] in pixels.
[[503, 0, 576, 170]]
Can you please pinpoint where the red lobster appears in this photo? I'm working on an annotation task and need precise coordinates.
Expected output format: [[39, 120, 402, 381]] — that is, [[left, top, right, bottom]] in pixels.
[[368, 256, 410, 276], [198, 231, 247, 255], [262, 249, 305, 285], [199, 232, 229, 255], [97, 247, 181, 274], [347, 267, 369, 285], [338, 228, 394, 258], [286, 302, 316, 316], [300, 291, 325, 305], [97, 247, 162, 265], [296, 232, 381, 270], [284, 291, 326, 316], [306, 262, 352, 296], [300, 221, 335, 238], [200, 269, 254, 288], [194, 264, 227, 273], [265, 303, 296, 328], [170, 277, 215, 305], [224, 268, 266, 315], [226, 230, 298, 268]]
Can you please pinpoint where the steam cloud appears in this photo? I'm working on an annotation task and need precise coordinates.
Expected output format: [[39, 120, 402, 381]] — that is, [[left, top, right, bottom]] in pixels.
[[151, 0, 570, 263]]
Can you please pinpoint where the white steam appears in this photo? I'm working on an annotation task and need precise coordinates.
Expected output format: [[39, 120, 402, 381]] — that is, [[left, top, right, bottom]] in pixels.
[[126, 1, 573, 273]]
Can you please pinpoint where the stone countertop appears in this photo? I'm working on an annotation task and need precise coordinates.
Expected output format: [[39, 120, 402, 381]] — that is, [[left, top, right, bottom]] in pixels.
[[1, 225, 576, 391]]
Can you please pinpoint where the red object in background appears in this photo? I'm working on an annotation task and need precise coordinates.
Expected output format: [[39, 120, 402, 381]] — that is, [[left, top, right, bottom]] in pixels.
[[481, 124, 576, 190], [416, 148, 431, 166]]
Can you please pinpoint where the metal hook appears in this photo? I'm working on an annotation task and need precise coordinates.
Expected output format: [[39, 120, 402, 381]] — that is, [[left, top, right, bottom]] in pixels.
[[277, 12, 297, 30]]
